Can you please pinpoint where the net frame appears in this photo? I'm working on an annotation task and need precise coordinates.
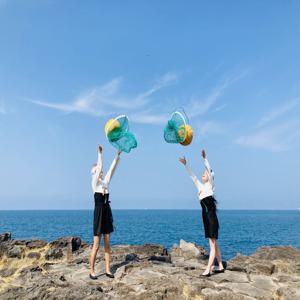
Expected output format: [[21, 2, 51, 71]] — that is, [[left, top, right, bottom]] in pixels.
[[105, 114, 129, 137], [170, 109, 188, 142]]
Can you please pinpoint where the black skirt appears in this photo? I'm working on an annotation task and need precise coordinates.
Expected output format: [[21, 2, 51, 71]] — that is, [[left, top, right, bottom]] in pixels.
[[200, 196, 219, 239], [93, 193, 114, 236]]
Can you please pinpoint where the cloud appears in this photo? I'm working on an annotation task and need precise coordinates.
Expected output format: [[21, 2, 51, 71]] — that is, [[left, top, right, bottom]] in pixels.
[[134, 72, 178, 104], [0, 101, 6, 114], [257, 98, 300, 128], [236, 121, 300, 152], [197, 120, 225, 137], [28, 72, 179, 123], [131, 111, 168, 125], [213, 103, 227, 112], [188, 72, 244, 118], [236, 96, 300, 152], [27, 70, 244, 128]]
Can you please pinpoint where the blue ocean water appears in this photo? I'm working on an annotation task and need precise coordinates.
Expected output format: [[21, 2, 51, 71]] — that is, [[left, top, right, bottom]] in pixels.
[[0, 210, 299, 260]]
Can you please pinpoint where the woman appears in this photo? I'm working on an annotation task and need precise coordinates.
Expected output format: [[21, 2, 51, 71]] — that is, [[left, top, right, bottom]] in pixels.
[[89, 144, 121, 280], [179, 149, 224, 277]]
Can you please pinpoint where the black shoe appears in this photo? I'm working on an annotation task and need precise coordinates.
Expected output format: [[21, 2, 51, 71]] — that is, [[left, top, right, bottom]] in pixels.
[[200, 273, 211, 277], [105, 273, 115, 279], [89, 274, 98, 280], [213, 269, 225, 274]]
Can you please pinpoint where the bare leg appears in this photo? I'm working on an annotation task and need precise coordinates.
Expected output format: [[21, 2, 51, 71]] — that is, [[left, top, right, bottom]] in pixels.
[[90, 235, 101, 276], [104, 234, 111, 274], [215, 240, 224, 270], [203, 238, 216, 275]]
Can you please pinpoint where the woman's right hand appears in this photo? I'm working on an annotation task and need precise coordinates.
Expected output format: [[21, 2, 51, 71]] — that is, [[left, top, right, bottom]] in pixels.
[[179, 156, 187, 165], [98, 145, 103, 154]]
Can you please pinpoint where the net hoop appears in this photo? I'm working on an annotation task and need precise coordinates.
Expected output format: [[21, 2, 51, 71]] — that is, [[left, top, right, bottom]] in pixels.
[[105, 115, 129, 138], [170, 111, 187, 127], [171, 110, 188, 142]]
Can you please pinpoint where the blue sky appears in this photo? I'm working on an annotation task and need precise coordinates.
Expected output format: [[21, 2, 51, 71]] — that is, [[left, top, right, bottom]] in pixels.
[[0, 0, 300, 209]]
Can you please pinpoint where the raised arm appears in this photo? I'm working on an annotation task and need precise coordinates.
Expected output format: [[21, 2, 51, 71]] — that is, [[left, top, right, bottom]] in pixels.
[[179, 157, 204, 193], [91, 145, 103, 191], [104, 150, 121, 184], [97, 145, 103, 170], [202, 149, 214, 188]]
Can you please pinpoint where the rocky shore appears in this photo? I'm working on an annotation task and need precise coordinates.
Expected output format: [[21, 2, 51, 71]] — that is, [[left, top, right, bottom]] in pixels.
[[0, 232, 299, 300]]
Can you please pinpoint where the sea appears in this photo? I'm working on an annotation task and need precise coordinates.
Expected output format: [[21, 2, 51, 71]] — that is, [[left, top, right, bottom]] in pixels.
[[0, 210, 299, 260]]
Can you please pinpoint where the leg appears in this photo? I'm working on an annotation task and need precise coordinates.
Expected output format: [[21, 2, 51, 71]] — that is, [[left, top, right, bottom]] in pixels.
[[104, 234, 111, 274], [203, 238, 216, 275], [90, 235, 101, 276], [215, 240, 224, 270]]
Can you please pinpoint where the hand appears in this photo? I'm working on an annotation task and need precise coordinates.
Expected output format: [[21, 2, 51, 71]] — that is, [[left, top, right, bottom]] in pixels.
[[117, 150, 122, 156], [201, 149, 206, 158], [179, 156, 187, 165], [98, 145, 103, 154]]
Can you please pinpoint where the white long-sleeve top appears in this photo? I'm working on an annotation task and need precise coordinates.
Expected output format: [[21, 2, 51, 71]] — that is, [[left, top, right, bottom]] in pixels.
[[184, 157, 215, 200], [91, 152, 120, 194]]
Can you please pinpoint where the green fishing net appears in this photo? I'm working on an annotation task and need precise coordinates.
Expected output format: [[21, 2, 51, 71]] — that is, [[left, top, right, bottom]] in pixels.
[[164, 111, 187, 144], [105, 115, 137, 153]]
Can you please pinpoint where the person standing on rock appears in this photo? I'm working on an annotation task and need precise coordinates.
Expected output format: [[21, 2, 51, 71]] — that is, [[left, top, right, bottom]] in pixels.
[[89, 144, 121, 280], [179, 149, 225, 277]]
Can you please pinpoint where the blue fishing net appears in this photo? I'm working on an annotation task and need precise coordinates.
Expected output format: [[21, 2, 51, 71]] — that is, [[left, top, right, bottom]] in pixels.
[[164, 111, 187, 144], [106, 116, 137, 153]]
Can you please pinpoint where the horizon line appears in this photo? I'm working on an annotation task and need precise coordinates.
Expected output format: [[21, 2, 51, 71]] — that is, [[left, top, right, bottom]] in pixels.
[[0, 208, 299, 211]]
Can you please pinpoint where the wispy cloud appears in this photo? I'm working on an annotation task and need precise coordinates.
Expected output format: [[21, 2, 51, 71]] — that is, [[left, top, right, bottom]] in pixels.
[[0, 101, 6, 114], [236, 121, 300, 152], [197, 120, 225, 137], [213, 103, 227, 112], [257, 98, 300, 128], [28, 72, 178, 124], [236, 97, 300, 152], [188, 71, 245, 118], [135, 72, 178, 102], [131, 111, 168, 125], [27, 70, 244, 127]]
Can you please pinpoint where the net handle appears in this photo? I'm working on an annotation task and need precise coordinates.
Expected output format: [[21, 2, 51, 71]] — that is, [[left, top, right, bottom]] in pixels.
[[177, 107, 190, 125], [105, 115, 129, 138], [170, 111, 187, 127]]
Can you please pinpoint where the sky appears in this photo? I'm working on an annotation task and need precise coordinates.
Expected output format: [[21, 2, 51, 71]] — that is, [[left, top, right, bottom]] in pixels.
[[0, 0, 300, 210]]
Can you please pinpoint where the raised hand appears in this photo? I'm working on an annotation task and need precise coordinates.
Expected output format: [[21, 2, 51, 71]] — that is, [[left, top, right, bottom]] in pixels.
[[98, 145, 103, 154], [179, 156, 187, 165], [117, 150, 122, 156], [201, 149, 206, 159]]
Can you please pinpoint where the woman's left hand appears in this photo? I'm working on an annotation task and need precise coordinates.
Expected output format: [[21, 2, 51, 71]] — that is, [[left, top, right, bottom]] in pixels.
[[179, 156, 187, 165]]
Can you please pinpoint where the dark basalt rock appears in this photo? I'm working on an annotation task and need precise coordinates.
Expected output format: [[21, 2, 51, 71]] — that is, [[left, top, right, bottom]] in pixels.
[[148, 255, 172, 263], [7, 245, 23, 259], [27, 252, 41, 259], [26, 240, 47, 249], [20, 265, 43, 276], [125, 253, 139, 262], [0, 268, 17, 277], [44, 236, 83, 260], [45, 248, 64, 260], [71, 237, 82, 252], [0, 232, 11, 242], [49, 236, 82, 252]]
